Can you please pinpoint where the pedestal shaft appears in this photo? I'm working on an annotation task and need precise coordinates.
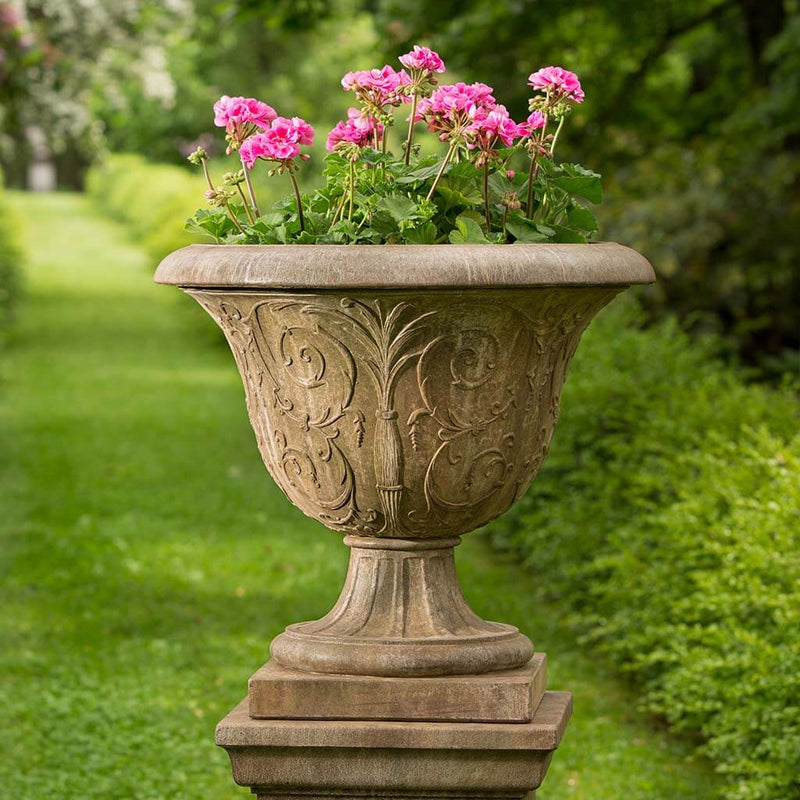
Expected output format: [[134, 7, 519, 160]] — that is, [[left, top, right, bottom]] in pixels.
[[270, 536, 533, 677]]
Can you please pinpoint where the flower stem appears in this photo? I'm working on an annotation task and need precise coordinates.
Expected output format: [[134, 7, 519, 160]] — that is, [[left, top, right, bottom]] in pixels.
[[331, 190, 347, 224], [549, 115, 566, 156], [348, 159, 355, 221], [241, 157, 260, 217], [483, 162, 491, 231], [525, 150, 538, 219], [288, 171, 305, 232], [224, 202, 246, 235], [235, 183, 255, 223], [404, 94, 418, 166], [200, 161, 214, 192], [525, 113, 548, 218], [426, 140, 457, 202]]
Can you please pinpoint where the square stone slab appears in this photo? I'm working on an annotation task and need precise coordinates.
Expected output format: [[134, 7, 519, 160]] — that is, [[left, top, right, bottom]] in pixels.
[[216, 690, 571, 800], [248, 654, 547, 723]]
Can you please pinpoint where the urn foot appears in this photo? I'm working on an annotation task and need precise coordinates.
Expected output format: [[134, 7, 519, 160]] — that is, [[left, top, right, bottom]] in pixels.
[[270, 536, 534, 677]]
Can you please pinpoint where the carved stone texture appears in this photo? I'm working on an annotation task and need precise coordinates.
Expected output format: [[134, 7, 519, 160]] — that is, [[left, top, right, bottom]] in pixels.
[[155, 243, 655, 679], [187, 288, 618, 541], [186, 286, 616, 676]]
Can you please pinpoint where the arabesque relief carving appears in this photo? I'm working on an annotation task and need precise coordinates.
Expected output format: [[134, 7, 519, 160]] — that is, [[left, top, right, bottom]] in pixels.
[[190, 287, 619, 540]]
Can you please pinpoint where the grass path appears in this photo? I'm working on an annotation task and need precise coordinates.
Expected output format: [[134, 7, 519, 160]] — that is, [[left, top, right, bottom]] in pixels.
[[0, 192, 720, 798]]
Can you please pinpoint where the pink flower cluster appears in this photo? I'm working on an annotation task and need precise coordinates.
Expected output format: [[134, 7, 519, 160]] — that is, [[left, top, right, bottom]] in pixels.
[[416, 82, 498, 142], [341, 65, 412, 108], [467, 105, 523, 149], [239, 116, 315, 168], [398, 45, 445, 74], [527, 66, 584, 104], [326, 108, 382, 152], [520, 111, 546, 134], [0, 3, 21, 30], [213, 95, 277, 133], [419, 81, 496, 117]]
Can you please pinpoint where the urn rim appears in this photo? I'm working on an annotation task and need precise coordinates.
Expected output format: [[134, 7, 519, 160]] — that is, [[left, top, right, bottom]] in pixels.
[[154, 242, 655, 290]]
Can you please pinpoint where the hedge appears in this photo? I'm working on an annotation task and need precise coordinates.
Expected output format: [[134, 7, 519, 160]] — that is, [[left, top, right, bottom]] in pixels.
[[85, 153, 287, 262], [490, 299, 799, 800], [0, 169, 22, 349], [85, 154, 204, 262]]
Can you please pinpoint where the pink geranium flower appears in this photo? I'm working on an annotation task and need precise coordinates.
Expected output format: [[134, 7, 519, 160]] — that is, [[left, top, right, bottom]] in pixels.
[[527, 66, 584, 103], [468, 104, 524, 148], [519, 111, 547, 135], [399, 45, 446, 74], [240, 116, 315, 168], [341, 65, 412, 108], [214, 95, 277, 132], [417, 82, 497, 143], [466, 105, 524, 162], [326, 108, 382, 151]]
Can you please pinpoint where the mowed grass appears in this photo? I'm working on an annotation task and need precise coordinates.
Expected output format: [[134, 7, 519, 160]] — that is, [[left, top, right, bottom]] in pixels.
[[0, 192, 720, 799]]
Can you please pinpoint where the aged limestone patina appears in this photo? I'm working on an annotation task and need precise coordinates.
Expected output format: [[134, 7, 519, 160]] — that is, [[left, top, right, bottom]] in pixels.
[[155, 242, 655, 799]]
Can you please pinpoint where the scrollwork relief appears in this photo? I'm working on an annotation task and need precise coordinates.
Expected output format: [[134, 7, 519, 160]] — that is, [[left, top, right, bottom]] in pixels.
[[190, 287, 619, 538]]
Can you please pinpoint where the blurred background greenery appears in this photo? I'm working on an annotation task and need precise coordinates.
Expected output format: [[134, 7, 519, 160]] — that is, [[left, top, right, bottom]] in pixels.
[[2, 0, 798, 371], [1, 2, 798, 800]]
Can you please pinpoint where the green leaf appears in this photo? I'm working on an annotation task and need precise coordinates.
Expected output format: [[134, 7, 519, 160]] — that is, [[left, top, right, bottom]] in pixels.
[[377, 194, 418, 225], [449, 214, 490, 244], [369, 211, 400, 237], [436, 179, 484, 212], [550, 164, 603, 204], [255, 211, 285, 227], [550, 175, 603, 204], [551, 224, 588, 243], [184, 210, 235, 243], [403, 221, 438, 244], [506, 220, 549, 243], [394, 160, 446, 184], [567, 205, 599, 232], [488, 172, 514, 201]]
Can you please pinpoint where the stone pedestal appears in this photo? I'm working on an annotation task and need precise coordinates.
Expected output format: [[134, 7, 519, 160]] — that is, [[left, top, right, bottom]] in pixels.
[[216, 691, 571, 799]]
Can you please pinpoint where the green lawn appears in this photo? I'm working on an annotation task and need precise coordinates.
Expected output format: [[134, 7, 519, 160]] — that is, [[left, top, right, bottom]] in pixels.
[[0, 192, 720, 798]]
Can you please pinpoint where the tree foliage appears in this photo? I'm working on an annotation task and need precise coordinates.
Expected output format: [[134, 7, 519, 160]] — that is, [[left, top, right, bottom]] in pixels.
[[2, 0, 796, 361], [368, 0, 799, 367]]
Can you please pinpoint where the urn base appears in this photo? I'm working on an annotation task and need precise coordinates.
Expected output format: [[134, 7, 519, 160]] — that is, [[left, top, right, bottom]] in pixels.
[[269, 536, 534, 678], [248, 653, 547, 723]]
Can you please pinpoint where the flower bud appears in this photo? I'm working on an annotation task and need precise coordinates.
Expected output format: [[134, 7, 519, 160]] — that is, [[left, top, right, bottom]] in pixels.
[[188, 146, 209, 165], [222, 170, 245, 186]]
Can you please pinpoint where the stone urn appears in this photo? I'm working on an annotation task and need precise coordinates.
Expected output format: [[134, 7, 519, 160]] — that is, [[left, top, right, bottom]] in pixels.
[[156, 243, 654, 799]]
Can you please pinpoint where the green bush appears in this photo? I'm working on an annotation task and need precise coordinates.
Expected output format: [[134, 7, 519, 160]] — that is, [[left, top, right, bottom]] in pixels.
[[0, 170, 22, 349], [85, 154, 204, 262], [490, 299, 799, 799], [85, 153, 291, 261]]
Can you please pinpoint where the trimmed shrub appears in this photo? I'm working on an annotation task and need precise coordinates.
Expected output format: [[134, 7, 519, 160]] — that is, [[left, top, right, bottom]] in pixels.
[[0, 169, 22, 349], [490, 298, 799, 799], [85, 154, 204, 262], [85, 153, 289, 262]]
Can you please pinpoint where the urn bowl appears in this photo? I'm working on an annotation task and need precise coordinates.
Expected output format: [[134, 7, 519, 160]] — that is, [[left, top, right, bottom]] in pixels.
[[156, 243, 653, 676]]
